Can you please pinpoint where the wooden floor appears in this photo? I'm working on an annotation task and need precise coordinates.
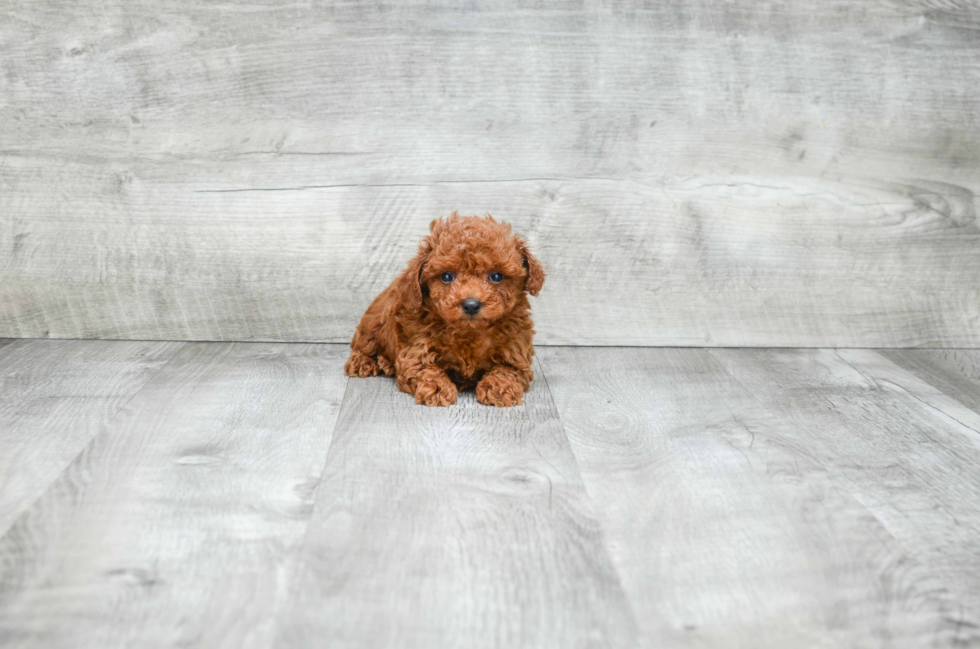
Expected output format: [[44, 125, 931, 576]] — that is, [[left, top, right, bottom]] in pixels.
[[1, 340, 979, 648]]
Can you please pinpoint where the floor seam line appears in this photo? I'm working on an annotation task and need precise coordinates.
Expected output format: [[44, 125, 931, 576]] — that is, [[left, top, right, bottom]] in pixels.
[[265, 372, 352, 648], [534, 352, 644, 641], [0, 340, 188, 542]]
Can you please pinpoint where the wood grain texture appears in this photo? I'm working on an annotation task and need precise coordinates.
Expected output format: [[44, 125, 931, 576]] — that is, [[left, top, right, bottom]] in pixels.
[[881, 349, 980, 414], [537, 346, 963, 647], [0, 342, 348, 649], [837, 349, 980, 445], [276, 361, 637, 649], [710, 348, 980, 642], [2, 1, 980, 345], [0, 338, 182, 536]]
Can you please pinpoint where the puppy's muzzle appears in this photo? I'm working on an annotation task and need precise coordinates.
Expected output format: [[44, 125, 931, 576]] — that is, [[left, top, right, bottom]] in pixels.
[[461, 298, 482, 316]]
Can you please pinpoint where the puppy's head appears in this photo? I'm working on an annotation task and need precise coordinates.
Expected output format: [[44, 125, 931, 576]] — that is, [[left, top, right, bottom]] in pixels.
[[399, 212, 545, 325]]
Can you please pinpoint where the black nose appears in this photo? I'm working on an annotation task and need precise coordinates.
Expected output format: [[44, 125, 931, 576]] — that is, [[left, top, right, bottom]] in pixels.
[[461, 298, 482, 315]]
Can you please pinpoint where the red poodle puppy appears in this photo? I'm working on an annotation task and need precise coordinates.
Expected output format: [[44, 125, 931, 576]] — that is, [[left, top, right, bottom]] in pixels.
[[344, 212, 545, 407]]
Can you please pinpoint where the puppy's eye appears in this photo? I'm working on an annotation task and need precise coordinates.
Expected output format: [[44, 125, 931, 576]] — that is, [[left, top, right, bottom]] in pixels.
[[489, 271, 504, 284], [441, 272, 456, 283]]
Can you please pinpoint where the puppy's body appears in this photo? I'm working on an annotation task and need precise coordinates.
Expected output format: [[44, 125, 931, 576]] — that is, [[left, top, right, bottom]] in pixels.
[[344, 213, 544, 407]]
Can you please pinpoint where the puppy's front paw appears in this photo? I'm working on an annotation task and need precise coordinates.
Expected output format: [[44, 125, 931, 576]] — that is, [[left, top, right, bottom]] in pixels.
[[415, 370, 458, 407], [476, 372, 525, 407], [345, 352, 378, 377]]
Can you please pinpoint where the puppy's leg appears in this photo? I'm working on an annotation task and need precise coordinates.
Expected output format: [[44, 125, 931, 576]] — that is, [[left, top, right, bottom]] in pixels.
[[396, 345, 458, 406], [477, 344, 534, 407], [476, 365, 530, 407], [411, 366, 459, 407], [344, 324, 380, 377], [345, 351, 378, 377]]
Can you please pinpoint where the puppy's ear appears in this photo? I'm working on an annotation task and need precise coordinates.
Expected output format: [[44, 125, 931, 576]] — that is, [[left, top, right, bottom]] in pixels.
[[400, 238, 431, 311], [517, 237, 545, 296]]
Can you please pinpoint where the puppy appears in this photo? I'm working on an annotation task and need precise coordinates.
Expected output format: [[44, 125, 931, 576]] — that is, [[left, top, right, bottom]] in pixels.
[[344, 212, 545, 407]]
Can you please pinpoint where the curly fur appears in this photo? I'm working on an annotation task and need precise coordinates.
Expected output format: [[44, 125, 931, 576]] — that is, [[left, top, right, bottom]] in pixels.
[[344, 212, 545, 407]]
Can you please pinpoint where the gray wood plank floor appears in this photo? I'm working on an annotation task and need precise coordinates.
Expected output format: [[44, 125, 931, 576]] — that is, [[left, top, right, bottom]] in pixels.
[[0, 342, 347, 649], [0, 339, 182, 536], [537, 347, 965, 647], [2, 341, 980, 647], [276, 360, 637, 649]]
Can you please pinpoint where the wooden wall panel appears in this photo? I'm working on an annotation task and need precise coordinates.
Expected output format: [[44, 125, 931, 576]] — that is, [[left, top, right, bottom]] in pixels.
[[2, 1, 978, 345]]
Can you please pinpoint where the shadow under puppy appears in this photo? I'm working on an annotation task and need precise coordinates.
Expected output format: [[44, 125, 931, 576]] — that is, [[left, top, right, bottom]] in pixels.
[[344, 212, 545, 407]]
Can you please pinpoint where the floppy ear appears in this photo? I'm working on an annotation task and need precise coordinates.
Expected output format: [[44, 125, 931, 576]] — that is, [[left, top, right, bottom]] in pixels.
[[397, 217, 449, 310], [399, 239, 431, 311], [517, 238, 545, 296]]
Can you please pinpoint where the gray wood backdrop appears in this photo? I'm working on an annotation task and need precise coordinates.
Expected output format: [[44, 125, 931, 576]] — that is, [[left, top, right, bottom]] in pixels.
[[2, 0, 979, 346]]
